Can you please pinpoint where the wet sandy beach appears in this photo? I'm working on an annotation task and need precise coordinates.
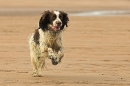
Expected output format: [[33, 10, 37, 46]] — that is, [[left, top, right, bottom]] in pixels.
[[0, 0, 130, 86]]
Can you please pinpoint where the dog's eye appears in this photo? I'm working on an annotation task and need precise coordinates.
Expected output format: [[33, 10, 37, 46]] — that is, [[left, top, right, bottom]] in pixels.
[[52, 15, 56, 18], [59, 15, 63, 19]]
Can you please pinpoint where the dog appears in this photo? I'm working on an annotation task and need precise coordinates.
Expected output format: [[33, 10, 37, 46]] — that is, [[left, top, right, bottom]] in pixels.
[[28, 10, 69, 77]]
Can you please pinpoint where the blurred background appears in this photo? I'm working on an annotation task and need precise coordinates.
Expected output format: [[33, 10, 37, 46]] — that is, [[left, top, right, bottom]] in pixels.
[[0, 0, 130, 16], [0, 0, 130, 85]]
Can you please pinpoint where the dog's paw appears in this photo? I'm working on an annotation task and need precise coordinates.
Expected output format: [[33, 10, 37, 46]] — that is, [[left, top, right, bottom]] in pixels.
[[51, 58, 58, 65], [33, 72, 42, 77], [48, 54, 57, 59], [33, 74, 42, 77]]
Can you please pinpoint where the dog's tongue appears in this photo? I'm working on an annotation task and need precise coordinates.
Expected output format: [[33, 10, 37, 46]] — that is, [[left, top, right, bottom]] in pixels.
[[52, 26, 60, 31]]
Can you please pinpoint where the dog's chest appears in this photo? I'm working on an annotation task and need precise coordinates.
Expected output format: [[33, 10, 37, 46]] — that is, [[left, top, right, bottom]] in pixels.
[[44, 32, 60, 51]]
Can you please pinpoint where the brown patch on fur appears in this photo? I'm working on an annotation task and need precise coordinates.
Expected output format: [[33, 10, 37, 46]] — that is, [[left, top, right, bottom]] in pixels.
[[34, 29, 39, 44], [45, 37, 60, 52], [60, 11, 69, 30], [52, 41, 60, 52], [46, 40, 60, 52]]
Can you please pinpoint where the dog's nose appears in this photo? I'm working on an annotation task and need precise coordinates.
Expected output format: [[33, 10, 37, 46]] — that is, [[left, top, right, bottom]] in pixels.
[[56, 21, 61, 26]]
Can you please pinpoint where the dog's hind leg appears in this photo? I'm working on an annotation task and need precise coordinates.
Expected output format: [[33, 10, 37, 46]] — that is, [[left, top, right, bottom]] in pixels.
[[36, 57, 45, 77], [31, 57, 39, 77]]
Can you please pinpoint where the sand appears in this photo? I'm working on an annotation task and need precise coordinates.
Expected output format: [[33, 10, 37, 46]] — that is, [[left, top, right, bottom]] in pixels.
[[0, 0, 130, 86]]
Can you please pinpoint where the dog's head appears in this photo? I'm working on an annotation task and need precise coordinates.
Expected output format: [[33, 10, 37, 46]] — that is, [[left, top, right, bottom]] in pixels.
[[39, 10, 69, 31]]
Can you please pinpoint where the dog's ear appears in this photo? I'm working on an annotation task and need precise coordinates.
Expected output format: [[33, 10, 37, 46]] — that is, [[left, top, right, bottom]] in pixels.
[[60, 11, 69, 30], [34, 29, 39, 44], [39, 11, 50, 31]]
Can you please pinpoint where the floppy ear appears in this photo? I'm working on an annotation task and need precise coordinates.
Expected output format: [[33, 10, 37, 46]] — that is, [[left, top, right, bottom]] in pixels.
[[60, 11, 69, 30], [38, 11, 50, 31], [34, 29, 39, 44]]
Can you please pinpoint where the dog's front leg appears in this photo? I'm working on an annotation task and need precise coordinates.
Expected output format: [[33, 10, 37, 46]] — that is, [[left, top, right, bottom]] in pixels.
[[48, 47, 60, 65], [48, 48, 57, 59], [56, 37, 64, 63], [57, 48, 64, 62]]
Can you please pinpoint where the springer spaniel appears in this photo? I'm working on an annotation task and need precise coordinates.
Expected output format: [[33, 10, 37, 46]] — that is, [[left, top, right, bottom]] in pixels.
[[28, 10, 69, 77]]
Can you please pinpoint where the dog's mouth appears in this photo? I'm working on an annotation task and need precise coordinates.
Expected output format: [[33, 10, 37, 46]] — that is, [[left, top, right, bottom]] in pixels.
[[52, 26, 60, 31]]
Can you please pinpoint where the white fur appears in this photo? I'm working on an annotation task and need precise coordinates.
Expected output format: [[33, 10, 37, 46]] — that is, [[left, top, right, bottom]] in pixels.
[[53, 11, 62, 26], [29, 29, 64, 77]]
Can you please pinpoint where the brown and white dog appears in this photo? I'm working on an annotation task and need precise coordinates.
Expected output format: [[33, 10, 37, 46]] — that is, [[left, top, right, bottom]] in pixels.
[[28, 10, 69, 77]]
